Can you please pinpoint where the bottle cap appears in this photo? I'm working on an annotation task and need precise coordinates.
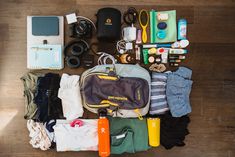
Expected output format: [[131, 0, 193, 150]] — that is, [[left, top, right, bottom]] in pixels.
[[180, 39, 189, 48], [148, 56, 155, 63], [98, 108, 107, 117]]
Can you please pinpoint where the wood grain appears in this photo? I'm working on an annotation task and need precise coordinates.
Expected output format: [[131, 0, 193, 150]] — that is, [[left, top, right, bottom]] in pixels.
[[0, 0, 235, 157]]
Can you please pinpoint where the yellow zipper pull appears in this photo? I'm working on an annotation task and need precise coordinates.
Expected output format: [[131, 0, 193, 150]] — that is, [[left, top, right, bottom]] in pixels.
[[134, 109, 143, 120]]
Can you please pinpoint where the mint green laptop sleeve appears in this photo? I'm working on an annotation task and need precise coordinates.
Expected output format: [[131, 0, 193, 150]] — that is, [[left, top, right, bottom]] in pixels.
[[27, 44, 63, 69], [150, 10, 177, 43]]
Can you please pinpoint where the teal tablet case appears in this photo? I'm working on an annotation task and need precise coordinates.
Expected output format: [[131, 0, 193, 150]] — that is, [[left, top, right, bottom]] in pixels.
[[150, 10, 177, 43], [32, 17, 59, 36]]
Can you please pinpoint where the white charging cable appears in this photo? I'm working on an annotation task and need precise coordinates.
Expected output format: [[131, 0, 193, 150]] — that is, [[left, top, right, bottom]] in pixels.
[[116, 40, 127, 54], [96, 52, 116, 65]]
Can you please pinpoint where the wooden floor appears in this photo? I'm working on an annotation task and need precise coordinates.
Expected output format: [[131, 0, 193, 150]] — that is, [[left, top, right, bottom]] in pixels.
[[1, 0, 235, 156]]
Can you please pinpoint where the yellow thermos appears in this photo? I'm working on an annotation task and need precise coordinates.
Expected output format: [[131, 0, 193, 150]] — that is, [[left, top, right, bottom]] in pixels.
[[147, 118, 160, 147]]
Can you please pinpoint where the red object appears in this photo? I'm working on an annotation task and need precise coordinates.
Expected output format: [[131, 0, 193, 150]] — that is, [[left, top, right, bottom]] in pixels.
[[98, 117, 110, 157], [70, 119, 84, 127], [159, 48, 164, 53]]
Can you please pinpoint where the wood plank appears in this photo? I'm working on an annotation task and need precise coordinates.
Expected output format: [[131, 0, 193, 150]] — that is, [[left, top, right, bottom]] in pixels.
[[76, 0, 235, 6]]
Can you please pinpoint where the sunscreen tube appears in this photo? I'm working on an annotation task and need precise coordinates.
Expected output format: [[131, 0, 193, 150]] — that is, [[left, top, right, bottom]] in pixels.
[[161, 52, 168, 63], [169, 49, 187, 54], [143, 49, 149, 64]]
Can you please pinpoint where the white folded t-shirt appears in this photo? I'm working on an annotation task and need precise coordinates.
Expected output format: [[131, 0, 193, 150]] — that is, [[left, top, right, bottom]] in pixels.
[[58, 73, 84, 120], [53, 119, 98, 152]]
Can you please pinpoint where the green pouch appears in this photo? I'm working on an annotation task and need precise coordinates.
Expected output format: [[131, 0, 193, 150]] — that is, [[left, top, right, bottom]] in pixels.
[[150, 10, 177, 43]]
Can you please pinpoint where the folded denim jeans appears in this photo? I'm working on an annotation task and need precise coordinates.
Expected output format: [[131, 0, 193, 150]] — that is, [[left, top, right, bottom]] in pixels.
[[166, 67, 193, 117]]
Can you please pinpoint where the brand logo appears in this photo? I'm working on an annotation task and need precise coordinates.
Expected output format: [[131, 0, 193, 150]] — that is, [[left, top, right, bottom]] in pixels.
[[137, 90, 141, 100], [105, 18, 112, 25], [101, 128, 105, 133], [108, 96, 128, 101]]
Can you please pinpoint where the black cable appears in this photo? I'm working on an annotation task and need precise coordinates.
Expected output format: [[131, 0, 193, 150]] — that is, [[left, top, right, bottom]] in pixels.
[[90, 42, 99, 55], [123, 7, 138, 25]]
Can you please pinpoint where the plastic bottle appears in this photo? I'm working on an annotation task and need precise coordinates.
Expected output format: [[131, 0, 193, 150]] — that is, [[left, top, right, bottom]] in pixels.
[[169, 49, 187, 54], [147, 118, 160, 147], [171, 39, 189, 48], [178, 19, 187, 40], [143, 49, 149, 64], [98, 109, 110, 157]]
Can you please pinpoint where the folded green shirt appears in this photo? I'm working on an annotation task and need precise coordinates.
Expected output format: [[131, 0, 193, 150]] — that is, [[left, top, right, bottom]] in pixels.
[[108, 117, 150, 154], [20, 72, 44, 120], [111, 127, 135, 154]]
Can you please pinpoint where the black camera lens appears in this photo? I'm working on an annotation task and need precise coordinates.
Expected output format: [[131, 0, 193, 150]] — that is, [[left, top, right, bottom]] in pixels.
[[69, 19, 92, 39], [75, 21, 87, 35]]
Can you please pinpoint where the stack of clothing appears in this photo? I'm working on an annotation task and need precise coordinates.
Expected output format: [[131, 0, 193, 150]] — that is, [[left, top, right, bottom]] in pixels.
[[108, 117, 150, 154], [34, 73, 64, 122], [20, 72, 44, 120], [21, 72, 86, 151], [21, 72, 64, 122], [166, 67, 193, 117], [58, 73, 84, 120], [150, 67, 193, 149], [53, 119, 98, 152], [150, 72, 169, 115], [158, 112, 190, 149]]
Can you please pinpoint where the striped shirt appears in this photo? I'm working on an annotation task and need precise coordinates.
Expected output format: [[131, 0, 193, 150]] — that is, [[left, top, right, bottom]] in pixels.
[[150, 73, 169, 115]]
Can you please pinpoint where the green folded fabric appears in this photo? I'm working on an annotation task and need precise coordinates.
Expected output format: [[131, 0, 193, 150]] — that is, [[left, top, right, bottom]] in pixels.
[[150, 10, 177, 43], [111, 127, 135, 154], [20, 72, 44, 120], [108, 117, 150, 154]]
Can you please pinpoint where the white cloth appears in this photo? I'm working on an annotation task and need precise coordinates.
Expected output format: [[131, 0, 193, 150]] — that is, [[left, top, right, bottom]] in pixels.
[[53, 119, 98, 152], [58, 73, 84, 120], [27, 120, 51, 150]]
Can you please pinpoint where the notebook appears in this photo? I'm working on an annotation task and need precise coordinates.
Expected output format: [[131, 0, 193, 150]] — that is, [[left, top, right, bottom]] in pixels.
[[27, 16, 64, 69]]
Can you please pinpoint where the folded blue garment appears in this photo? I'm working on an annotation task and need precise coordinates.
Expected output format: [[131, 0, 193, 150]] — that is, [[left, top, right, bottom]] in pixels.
[[166, 67, 193, 117]]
